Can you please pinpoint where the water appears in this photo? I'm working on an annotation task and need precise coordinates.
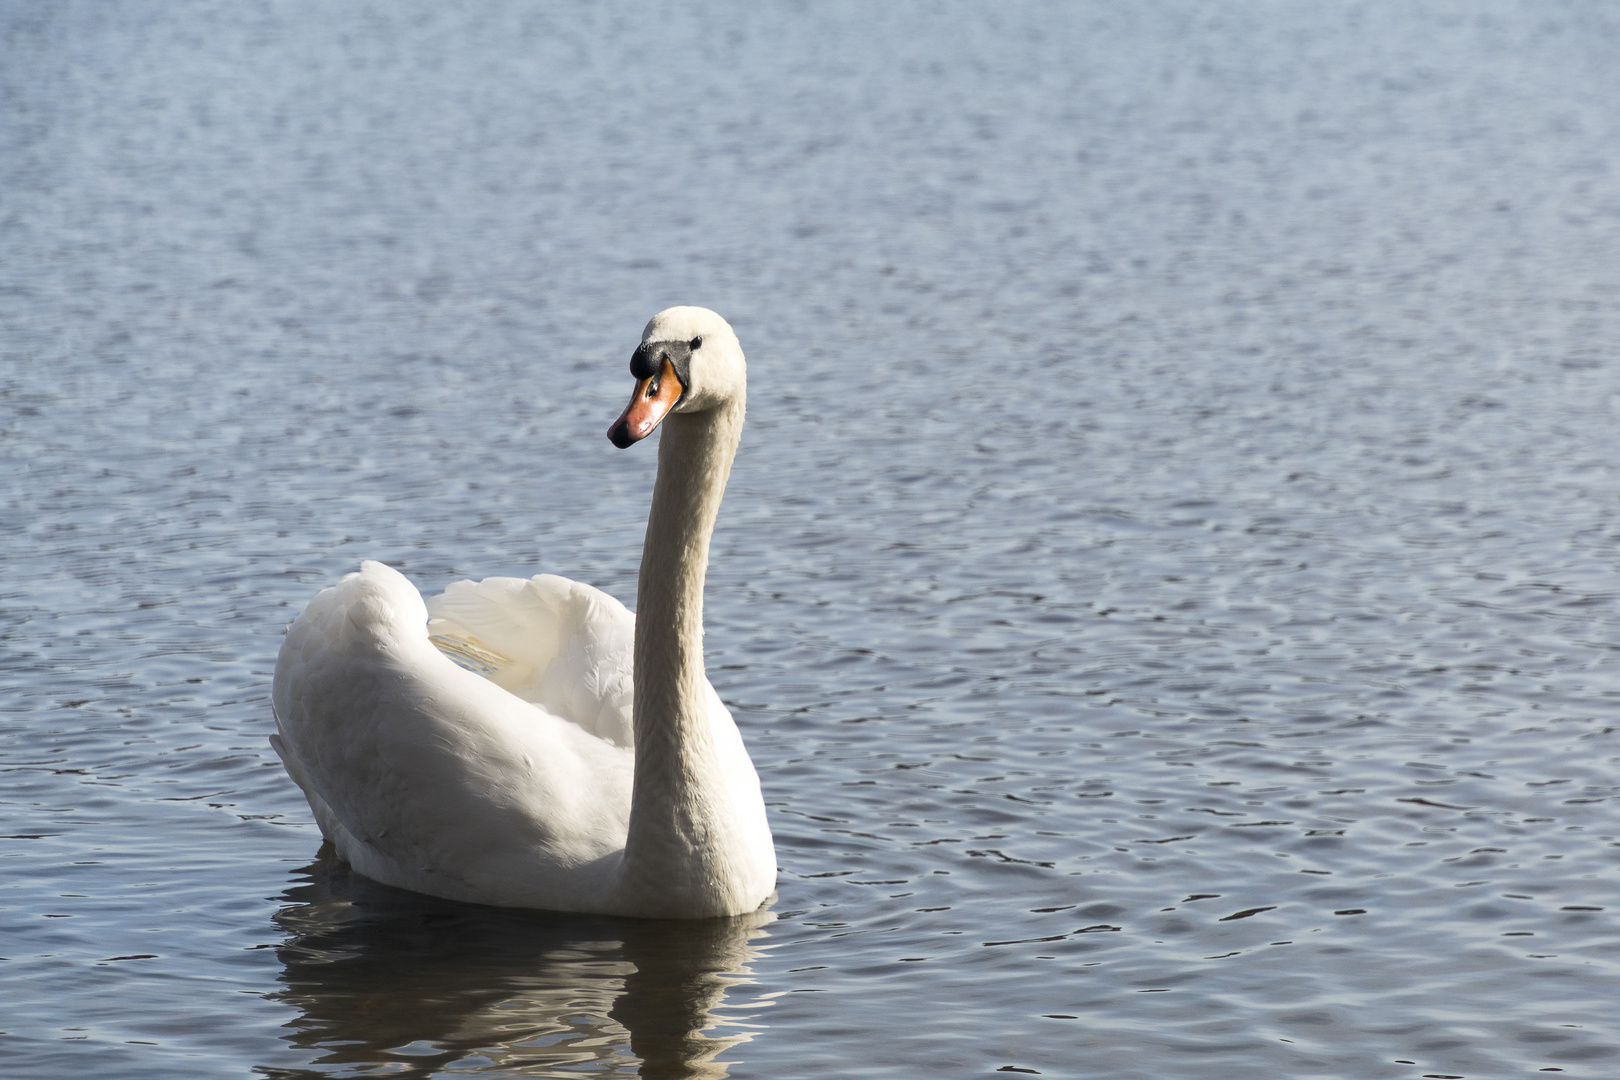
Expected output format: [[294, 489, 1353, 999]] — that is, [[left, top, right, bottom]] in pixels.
[[4, 1, 1620, 1076]]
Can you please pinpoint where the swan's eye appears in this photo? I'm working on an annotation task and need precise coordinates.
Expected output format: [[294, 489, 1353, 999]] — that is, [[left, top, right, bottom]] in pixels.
[[690, 336, 702, 350]]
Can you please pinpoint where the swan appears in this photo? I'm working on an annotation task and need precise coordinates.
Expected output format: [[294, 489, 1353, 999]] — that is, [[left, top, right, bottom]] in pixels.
[[270, 307, 775, 918]]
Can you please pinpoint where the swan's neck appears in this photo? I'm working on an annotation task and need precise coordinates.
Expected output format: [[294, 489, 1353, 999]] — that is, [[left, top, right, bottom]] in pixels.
[[621, 397, 747, 908]]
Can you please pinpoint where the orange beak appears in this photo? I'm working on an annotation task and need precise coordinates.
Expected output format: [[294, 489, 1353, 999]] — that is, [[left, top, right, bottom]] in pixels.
[[607, 356, 683, 448]]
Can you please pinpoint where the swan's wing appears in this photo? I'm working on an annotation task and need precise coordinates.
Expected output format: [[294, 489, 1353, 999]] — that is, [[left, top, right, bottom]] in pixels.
[[421, 572, 768, 866], [424, 573, 635, 748], [271, 561, 632, 907]]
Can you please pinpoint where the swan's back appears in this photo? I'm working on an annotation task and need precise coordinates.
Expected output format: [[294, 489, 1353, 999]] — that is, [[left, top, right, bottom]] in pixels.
[[271, 561, 637, 909]]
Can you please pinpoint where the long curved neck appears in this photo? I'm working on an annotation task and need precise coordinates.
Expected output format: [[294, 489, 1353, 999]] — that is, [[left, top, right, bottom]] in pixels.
[[621, 396, 746, 908]]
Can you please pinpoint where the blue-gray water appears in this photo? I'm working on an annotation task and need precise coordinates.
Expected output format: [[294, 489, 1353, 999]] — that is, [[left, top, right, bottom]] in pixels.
[[4, 2, 1620, 1077]]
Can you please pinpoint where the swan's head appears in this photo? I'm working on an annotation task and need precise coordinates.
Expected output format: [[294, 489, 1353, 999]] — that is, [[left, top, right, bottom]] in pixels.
[[608, 306, 745, 448]]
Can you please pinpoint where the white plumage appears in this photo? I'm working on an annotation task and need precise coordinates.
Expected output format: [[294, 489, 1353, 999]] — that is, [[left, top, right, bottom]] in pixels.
[[271, 307, 776, 917]]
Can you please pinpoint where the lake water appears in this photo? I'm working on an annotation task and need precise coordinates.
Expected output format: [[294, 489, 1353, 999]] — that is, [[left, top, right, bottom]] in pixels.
[[4, 2, 1620, 1076]]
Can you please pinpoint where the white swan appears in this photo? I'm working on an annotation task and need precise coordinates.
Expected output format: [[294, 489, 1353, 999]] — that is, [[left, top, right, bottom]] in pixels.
[[270, 307, 775, 918]]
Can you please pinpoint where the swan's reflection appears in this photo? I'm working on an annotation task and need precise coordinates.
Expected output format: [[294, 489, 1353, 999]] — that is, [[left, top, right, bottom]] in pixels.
[[270, 846, 773, 1078]]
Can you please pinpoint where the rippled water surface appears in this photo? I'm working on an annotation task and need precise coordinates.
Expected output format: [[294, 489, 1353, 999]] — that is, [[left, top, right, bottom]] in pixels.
[[5, 2, 1620, 1077]]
